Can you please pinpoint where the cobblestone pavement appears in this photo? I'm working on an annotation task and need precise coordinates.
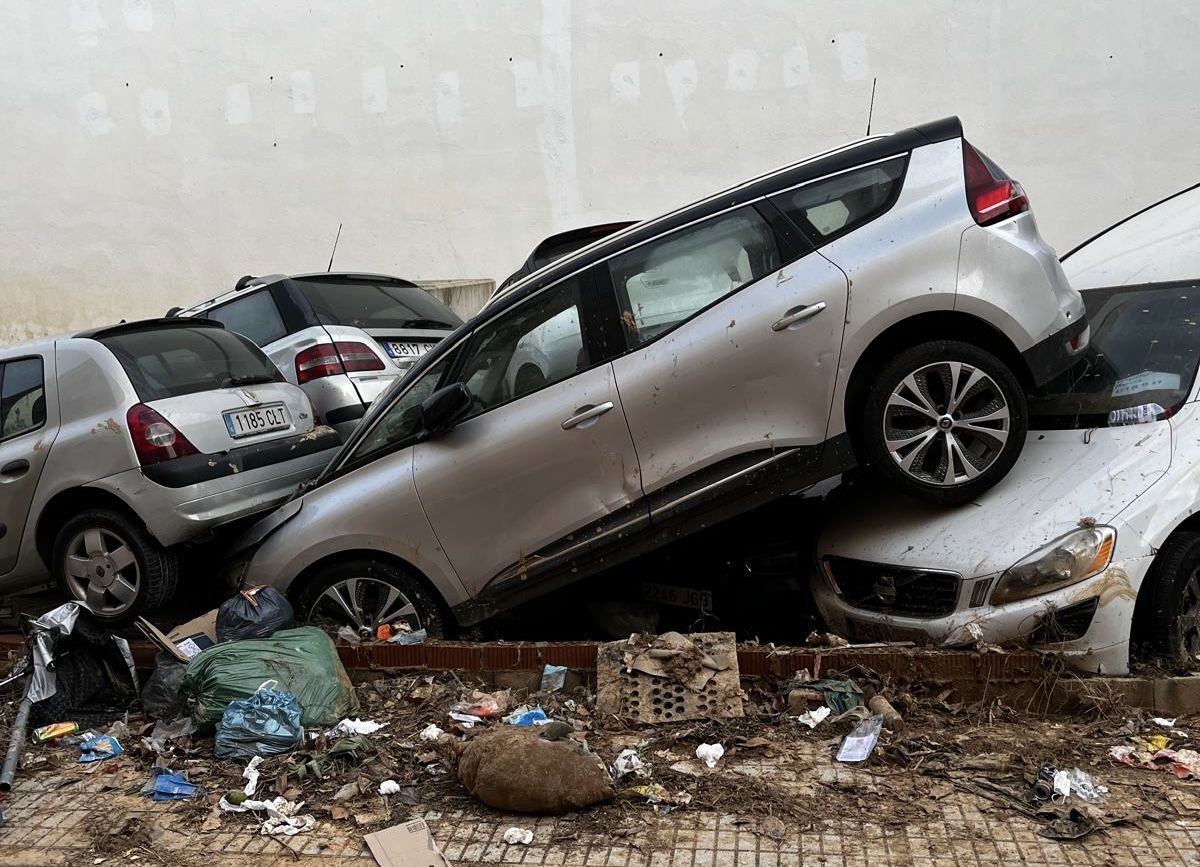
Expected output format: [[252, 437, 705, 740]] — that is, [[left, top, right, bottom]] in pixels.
[[4, 751, 1200, 866]]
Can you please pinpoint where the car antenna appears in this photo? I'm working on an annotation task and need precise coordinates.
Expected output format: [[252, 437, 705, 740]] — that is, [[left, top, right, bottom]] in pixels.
[[326, 222, 343, 272], [865, 77, 877, 136]]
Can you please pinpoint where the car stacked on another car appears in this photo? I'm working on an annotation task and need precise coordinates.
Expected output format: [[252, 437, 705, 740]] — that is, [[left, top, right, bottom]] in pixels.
[[0, 318, 340, 621], [816, 182, 1200, 674], [229, 116, 1088, 639], [175, 272, 463, 438]]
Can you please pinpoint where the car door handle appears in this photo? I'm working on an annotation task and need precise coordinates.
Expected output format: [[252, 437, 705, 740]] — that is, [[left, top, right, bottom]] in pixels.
[[0, 460, 29, 480], [561, 402, 615, 430], [772, 301, 827, 332]]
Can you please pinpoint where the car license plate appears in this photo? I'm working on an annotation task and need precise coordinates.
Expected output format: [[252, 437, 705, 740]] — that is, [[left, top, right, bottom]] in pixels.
[[223, 403, 291, 438], [641, 581, 714, 612], [384, 341, 433, 359]]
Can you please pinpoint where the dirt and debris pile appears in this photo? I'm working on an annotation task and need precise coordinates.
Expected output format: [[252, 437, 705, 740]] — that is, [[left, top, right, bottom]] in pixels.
[[457, 727, 613, 814]]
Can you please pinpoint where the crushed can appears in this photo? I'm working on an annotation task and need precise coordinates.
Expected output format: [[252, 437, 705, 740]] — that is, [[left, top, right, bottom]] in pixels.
[[32, 722, 79, 743]]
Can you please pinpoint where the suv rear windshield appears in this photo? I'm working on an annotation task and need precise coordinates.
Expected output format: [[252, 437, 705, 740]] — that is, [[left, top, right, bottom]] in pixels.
[[1029, 282, 1200, 428], [297, 279, 462, 330], [100, 326, 281, 402]]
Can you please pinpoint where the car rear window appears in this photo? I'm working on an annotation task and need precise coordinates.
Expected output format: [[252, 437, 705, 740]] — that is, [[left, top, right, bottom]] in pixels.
[[1028, 282, 1200, 428], [99, 327, 281, 402], [297, 279, 462, 330]]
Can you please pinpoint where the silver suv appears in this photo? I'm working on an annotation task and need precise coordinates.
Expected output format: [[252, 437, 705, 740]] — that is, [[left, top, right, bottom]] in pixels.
[[0, 319, 340, 621], [176, 273, 462, 438], [236, 117, 1087, 637]]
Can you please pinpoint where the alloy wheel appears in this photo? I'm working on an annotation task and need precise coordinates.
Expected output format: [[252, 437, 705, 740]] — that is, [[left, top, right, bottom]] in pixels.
[[1180, 570, 1200, 663], [63, 527, 141, 616], [307, 577, 423, 639], [883, 360, 1011, 487]]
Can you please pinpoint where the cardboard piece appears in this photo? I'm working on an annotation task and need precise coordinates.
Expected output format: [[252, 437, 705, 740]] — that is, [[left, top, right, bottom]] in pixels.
[[364, 818, 452, 867], [136, 609, 219, 664]]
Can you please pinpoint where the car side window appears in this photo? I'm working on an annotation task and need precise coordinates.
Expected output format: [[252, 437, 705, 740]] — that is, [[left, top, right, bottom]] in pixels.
[[607, 207, 779, 348], [205, 290, 288, 347], [0, 358, 47, 440], [452, 278, 588, 421], [770, 156, 906, 245], [349, 356, 452, 461]]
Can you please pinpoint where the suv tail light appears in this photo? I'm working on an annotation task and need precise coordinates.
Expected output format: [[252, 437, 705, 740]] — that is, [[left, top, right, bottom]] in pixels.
[[127, 404, 198, 466], [963, 140, 1029, 226], [294, 342, 385, 384]]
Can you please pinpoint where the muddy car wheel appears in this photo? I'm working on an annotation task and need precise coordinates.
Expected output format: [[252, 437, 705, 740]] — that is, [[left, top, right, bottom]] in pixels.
[[53, 509, 178, 622], [1141, 532, 1200, 669], [297, 558, 446, 640], [861, 340, 1027, 506]]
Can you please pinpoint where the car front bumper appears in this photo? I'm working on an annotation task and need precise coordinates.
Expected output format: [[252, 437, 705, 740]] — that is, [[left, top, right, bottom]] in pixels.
[[813, 552, 1154, 675]]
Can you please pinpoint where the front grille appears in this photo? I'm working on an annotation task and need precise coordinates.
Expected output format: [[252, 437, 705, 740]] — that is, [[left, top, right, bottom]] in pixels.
[[824, 557, 961, 617]]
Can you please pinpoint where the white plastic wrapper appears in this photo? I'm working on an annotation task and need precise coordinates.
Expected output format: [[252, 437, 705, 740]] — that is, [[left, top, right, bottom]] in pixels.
[[695, 743, 725, 768], [503, 827, 533, 845]]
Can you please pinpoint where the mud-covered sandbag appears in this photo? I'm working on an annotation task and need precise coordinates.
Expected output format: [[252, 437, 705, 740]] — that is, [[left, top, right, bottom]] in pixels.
[[183, 627, 357, 729], [458, 728, 614, 814], [141, 653, 188, 720], [215, 586, 294, 642]]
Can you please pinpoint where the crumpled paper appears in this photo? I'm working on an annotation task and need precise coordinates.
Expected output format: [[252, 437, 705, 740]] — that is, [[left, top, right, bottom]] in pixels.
[[219, 795, 317, 836], [326, 718, 385, 737]]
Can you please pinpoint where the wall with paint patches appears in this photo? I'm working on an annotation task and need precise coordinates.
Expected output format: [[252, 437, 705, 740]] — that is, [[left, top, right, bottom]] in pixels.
[[2, 0, 1199, 344]]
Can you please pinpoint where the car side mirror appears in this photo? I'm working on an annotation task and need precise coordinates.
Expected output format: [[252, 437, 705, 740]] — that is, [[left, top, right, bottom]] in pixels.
[[421, 383, 471, 435]]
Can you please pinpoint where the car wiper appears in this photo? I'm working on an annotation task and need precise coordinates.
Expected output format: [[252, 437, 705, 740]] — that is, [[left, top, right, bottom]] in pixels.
[[225, 374, 277, 387], [401, 318, 454, 330]]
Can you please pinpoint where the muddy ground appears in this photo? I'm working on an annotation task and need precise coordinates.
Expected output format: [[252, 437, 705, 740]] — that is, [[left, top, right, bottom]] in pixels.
[[5, 655, 1200, 863]]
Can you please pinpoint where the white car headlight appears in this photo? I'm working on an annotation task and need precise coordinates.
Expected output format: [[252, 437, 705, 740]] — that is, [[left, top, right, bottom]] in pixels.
[[991, 526, 1116, 605]]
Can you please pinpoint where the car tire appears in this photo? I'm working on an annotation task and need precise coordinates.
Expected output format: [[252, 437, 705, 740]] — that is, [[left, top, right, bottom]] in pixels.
[[295, 558, 447, 641], [52, 508, 179, 623], [860, 340, 1027, 505], [1139, 531, 1200, 669]]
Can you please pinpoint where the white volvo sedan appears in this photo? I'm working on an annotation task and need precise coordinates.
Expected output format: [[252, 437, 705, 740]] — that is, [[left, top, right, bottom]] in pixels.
[[815, 183, 1200, 674]]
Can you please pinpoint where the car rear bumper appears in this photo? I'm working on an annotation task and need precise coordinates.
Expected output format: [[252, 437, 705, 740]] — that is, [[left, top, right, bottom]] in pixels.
[[1022, 317, 1090, 386], [94, 433, 340, 546], [812, 552, 1152, 675]]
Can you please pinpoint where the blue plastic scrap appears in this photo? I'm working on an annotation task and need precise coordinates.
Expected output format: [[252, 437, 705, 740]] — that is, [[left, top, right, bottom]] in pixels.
[[507, 708, 549, 726], [78, 734, 123, 763], [147, 769, 201, 801]]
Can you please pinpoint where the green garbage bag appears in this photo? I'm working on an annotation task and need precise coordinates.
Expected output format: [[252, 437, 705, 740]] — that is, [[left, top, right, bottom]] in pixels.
[[183, 627, 357, 730]]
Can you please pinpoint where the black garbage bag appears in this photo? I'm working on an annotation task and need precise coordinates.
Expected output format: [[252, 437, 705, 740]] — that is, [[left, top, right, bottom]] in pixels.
[[140, 653, 188, 720], [215, 586, 294, 643], [28, 607, 138, 729]]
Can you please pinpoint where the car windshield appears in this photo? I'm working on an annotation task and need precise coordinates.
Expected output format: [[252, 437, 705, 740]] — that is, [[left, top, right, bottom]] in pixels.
[[297, 279, 462, 330], [99, 326, 280, 401], [1028, 282, 1200, 429]]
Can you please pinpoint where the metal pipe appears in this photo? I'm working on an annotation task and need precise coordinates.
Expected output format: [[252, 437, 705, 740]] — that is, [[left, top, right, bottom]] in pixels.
[[0, 677, 34, 793]]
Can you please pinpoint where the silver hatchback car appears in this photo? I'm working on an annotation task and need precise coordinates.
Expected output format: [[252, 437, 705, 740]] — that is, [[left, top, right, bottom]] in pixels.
[[0, 319, 340, 621], [238, 117, 1086, 637]]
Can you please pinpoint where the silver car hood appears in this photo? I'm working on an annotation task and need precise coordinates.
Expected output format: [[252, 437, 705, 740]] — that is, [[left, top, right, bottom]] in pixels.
[[818, 422, 1173, 578]]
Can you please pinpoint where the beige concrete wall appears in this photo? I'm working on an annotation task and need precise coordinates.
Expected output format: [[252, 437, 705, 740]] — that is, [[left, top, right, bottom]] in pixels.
[[3, 1, 1200, 346]]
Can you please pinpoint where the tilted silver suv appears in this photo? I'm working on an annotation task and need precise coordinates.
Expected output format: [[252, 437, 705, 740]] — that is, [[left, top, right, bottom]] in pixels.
[[236, 117, 1087, 637], [0, 319, 340, 620], [176, 273, 462, 438]]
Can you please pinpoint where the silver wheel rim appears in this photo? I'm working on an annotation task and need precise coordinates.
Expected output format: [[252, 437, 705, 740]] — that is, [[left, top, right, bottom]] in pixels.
[[63, 527, 141, 616], [1180, 569, 1200, 663], [307, 577, 423, 639], [883, 360, 1011, 487]]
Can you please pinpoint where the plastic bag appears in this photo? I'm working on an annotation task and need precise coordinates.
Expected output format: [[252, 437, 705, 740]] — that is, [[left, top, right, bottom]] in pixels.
[[183, 627, 357, 729], [141, 653, 188, 720], [216, 586, 294, 643], [214, 682, 303, 761]]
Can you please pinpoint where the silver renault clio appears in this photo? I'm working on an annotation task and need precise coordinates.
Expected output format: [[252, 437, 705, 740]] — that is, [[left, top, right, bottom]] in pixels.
[[238, 117, 1087, 638], [0, 318, 340, 620]]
